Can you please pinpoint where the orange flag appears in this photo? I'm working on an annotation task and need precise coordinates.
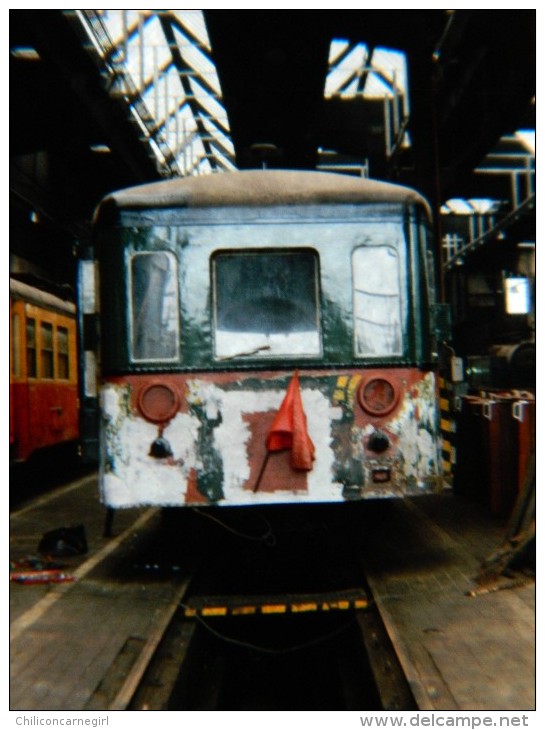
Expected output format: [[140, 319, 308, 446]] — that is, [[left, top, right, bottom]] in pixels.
[[266, 371, 315, 470]]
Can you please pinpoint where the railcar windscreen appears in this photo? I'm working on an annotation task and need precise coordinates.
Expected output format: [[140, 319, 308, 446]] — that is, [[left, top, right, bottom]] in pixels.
[[129, 251, 180, 362], [213, 250, 321, 359], [352, 245, 403, 356]]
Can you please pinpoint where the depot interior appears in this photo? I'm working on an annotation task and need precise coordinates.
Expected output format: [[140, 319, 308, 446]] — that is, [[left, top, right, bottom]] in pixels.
[[10, 9, 535, 515]]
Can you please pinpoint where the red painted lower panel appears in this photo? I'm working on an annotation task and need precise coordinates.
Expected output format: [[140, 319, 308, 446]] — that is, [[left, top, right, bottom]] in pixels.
[[11, 381, 79, 461]]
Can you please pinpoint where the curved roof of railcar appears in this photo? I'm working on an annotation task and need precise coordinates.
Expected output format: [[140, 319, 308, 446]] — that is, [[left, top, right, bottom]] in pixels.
[[10, 277, 76, 316], [95, 170, 430, 220]]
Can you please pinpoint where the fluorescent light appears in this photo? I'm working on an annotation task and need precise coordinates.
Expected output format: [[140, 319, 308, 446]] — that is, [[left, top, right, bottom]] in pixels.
[[11, 46, 40, 61], [90, 144, 112, 154]]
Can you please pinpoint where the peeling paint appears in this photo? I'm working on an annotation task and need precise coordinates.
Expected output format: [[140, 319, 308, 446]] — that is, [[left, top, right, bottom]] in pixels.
[[99, 369, 442, 508]]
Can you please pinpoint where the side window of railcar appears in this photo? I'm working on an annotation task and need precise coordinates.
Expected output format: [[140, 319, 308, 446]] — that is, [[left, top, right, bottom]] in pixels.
[[11, 313, 21, 377], [26, 317, 37, 377], [129, 251, 179, 362], [213, 250, 321, 359], [352, 245, 402, 357], [40, 322, 54, 378], [57, 326, 70, 379]]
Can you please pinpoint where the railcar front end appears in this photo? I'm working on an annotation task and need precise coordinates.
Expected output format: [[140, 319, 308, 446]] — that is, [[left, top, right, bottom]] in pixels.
[[85, 171, 446, 509]]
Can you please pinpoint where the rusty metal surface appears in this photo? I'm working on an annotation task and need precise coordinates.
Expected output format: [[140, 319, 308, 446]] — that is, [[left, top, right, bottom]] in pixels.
[[99, 368, 442, 508]]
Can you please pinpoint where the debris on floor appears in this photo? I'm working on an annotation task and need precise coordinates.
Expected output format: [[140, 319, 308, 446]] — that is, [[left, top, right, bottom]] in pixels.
[[38, 524, 88, 557], [10, 556, 75, 585]]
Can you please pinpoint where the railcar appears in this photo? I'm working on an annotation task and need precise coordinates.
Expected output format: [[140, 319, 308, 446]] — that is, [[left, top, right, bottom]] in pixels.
[[83, 170, 448, 509], [10, 277, 79, 462]]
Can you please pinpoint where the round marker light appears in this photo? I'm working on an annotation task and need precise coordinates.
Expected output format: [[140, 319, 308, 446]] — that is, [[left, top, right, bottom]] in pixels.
[[138, 383, 179, 424], [358, 377, 398, 416], [149, 435, 174, 459], [367, 430, 390, 453]]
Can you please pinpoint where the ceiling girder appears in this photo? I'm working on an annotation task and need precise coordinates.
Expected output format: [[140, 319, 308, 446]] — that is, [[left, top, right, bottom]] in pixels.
[[10, 10, 535, 223]]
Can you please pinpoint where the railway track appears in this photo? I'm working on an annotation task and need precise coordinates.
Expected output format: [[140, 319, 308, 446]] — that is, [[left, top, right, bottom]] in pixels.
[[92, 505, 416, 711], [125, 587, 416, 711], [11, 477, 417, 711]]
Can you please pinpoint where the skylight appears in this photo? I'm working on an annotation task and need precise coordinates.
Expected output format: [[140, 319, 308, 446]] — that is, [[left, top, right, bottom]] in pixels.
[[514, 130, 535, 155], [325, 40, 408, 101], [441, 199, 501, 215], [325, 39, 410, 154], [73, 9, 235, 176], [442, 129, 534, 217]]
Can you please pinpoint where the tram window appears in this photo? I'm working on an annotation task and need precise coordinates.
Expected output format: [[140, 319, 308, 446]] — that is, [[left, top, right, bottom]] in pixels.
[[40, 322, 54, 378], [57, 326, 70, 379], [26, 317, 37, 378], [12, 313, 21, 377], [353, 245, 402, 356], [213, 250, 321, 359], [129, 251, 179, 362]]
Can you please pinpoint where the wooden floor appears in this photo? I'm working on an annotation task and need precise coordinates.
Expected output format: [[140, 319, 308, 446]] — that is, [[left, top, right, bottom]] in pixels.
[[358, 494, 535, 711], [9, 476, 190, 711], [10, 474, 535, 711]]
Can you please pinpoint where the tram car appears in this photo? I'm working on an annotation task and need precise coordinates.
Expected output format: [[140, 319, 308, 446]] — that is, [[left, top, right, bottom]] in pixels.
[[10, 277, 79, 462], [84, 170, 448, 510]]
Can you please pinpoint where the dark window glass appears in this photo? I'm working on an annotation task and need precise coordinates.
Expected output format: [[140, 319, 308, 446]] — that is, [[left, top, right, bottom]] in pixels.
[[214, 250, 320, 359], [40, 322, 54, 378], [57, 326, 70, 379], [26, 318, 37, 378], [12, 313, 20, 377]]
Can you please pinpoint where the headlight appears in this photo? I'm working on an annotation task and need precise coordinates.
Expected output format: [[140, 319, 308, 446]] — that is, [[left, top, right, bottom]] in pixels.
[[138, 383, 179, 423], [358, 377, 398, 416]]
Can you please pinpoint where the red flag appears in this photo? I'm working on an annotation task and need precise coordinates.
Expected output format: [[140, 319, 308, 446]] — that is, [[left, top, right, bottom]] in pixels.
[[266, 371, 315, 471]]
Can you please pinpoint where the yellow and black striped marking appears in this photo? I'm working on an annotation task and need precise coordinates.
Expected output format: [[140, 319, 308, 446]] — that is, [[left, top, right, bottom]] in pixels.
[[333, 374, 362, 405], [183, 588, 369, 618], [439, 376, 456, 476]]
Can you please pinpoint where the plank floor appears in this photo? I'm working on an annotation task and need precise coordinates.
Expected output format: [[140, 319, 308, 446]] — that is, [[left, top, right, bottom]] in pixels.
[[357, 493, 535, 711], [10, 476, 189, 711], [10, 476, 535, 711]]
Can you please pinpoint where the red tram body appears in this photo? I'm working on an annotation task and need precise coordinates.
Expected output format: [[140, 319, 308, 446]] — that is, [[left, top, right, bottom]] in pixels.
[[10, 278, 79, 462]]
